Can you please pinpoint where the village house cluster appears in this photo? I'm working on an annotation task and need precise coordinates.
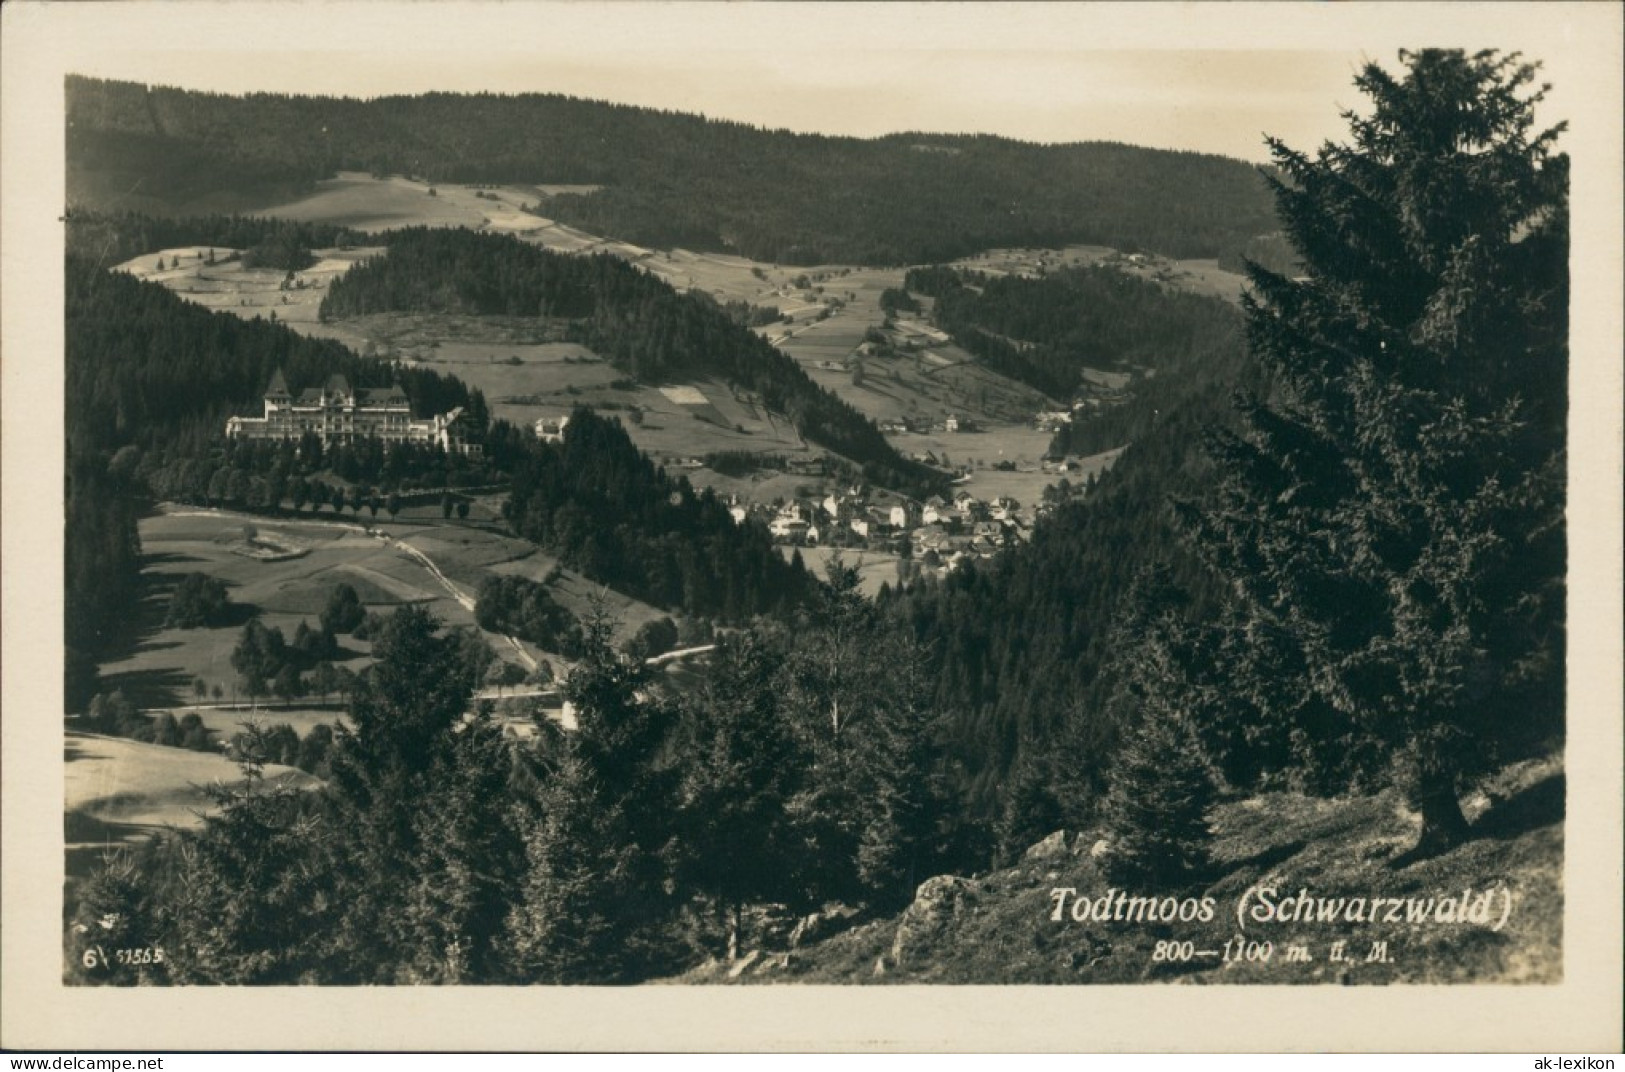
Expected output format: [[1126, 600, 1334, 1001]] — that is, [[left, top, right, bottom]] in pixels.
[[874, 414, 980, 439], [731, 485, 1034, 573]]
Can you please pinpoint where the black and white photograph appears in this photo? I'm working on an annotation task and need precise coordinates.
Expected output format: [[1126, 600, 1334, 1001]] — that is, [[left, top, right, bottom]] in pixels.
[[3, 0, 1620, 1053]]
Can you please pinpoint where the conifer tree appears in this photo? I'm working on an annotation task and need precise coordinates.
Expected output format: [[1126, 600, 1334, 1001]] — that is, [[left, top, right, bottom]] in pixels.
[[782, 560, 946, 906], [1100, 704, 1217, 890], [1095, 567, 1220, 888], [321, 606, 481, 977], [155, 725, 339, 983], [396, 708, 526, 984], [1186, 50, 1568, 853], [672, 633, 799, 957], [505, 613, 679, 982]]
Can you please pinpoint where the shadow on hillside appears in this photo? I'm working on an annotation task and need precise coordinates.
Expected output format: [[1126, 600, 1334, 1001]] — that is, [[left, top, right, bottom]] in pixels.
[[65, 734, 98, 764], [142, 551, 202, 570], [107, 553, 260, 661], [327, 639, 368, 662], [129, 639, 183, 657], [1472, 770, 1565, 841], [99, 667, 191, 710], [1223, 838, 1308, 875], [1385, 769, 1566, 871], [213, 601, 261, 628], [65, 809, 150, 846], [64, 811, 169, 883]]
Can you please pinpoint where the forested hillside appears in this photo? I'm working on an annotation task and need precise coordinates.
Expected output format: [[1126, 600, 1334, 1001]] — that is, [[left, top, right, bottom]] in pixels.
[[904, 263, 1249, 453], [879, 264, 1256, 851], [320, 228, 939, 494], [505, 410, 811, 621], [65, 209, 369, 269], [64, 260, 488, 706], [66, 258, 478, 460], [895, 50, 1567, 865], [67, 76, 1280, 265], [888, 355, 1247, 855]]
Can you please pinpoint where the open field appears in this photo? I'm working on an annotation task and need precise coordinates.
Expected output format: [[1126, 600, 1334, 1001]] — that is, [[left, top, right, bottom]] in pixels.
[[950, 243, 1118, 278], [263, 172, 535, 233], [785, 547, 906, 598], [181, 705, 349, 743], [933, 434, 1121, 502], [98, 502, 683, 716], [324, 312, 820, 469], [65, 731, 317, 879], [115, 189, 1105, 511], [1167, 257, 1247, 303], [950, 244, 1247, 306], [796, 338, 1056, 429], [639, 250, 881, 314], [886, 423, 1057, 498], [116, 243, 383, 351], [260, 172, 619, 252], [97, 506, 516, 709]]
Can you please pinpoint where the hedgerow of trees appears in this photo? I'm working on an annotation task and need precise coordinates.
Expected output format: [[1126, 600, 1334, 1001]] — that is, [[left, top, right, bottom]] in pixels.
[[164, 572, 232, 628], [474, 575, 583, 657]]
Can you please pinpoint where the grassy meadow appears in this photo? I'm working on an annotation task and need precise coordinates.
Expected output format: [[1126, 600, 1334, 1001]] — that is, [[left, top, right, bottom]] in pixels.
[[65, 731, 319, 882], [67, 499, 681, 891]]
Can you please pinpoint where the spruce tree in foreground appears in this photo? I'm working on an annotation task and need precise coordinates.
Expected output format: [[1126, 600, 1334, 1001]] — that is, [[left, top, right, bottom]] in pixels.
[[1097, 570, 1219, 889], [1101, 706, 1216, 890], [505, 614, 680, 982], [672, 633, 800, 960], [1187, 50, 1568, 854]]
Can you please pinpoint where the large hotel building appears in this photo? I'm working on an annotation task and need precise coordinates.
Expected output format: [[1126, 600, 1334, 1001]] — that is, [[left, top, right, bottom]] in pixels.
[[226, 371, 477, 453]]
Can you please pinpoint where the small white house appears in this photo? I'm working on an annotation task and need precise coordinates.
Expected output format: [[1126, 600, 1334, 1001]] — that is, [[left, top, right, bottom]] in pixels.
[[534, 414, 571, 443], [769, 517, 810, 540]]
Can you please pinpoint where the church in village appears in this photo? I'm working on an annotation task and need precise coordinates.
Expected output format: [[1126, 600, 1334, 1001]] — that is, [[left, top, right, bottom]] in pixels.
[[226, 370, 478, 454]]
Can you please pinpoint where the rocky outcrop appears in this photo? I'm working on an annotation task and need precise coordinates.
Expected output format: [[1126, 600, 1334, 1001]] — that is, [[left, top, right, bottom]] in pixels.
[[1023, 830, 1070, 862], [788, 903, 859, 949], [890, 874, 975, 968], [788, 912, 822, 950]]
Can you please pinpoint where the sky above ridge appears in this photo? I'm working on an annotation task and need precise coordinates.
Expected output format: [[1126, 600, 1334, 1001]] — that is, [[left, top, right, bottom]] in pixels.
[[51, 3, 1583, 164], [49, 3, 1407, 164], [75, 46, 1370, 164]]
